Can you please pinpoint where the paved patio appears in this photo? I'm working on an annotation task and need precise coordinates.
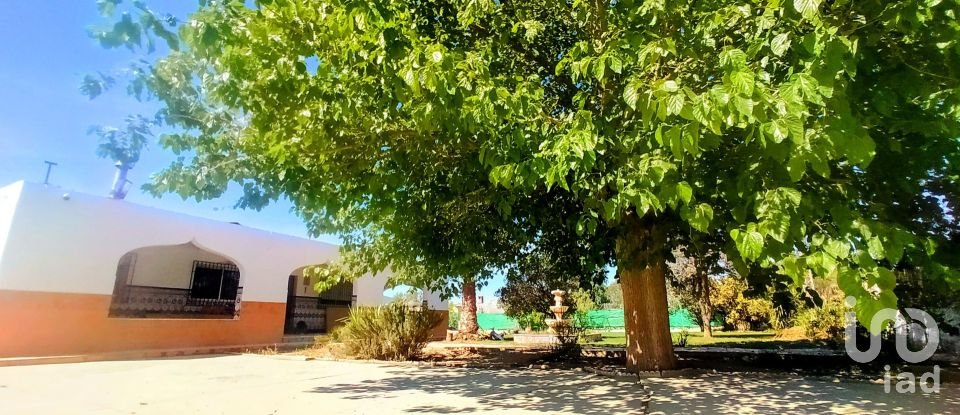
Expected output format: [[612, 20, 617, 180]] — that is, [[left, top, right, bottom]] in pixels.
[[644, 372, 958, 414], [0, 355, 956, 414]]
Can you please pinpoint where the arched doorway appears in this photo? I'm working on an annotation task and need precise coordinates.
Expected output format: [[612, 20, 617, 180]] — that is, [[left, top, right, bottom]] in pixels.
[[108, 242, 242, 319], [284, 266, 355, 334]]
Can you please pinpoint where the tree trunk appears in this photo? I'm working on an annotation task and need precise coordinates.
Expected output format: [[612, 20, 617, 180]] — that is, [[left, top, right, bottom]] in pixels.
[[617, 215, 677, 372], [696, 269, 713, 338], [458, 279, 479, 334]]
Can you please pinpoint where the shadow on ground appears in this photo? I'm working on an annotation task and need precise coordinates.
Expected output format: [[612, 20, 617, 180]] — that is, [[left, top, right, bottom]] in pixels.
[[306, 366, 647, 414], [307, 363, 959, 415], [644, 372, 960, 414]]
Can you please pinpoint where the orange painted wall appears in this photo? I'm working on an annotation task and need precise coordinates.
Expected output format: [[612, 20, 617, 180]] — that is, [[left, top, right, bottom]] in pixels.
[[430, 310, 449, 340], [0, 290, 285, 357]]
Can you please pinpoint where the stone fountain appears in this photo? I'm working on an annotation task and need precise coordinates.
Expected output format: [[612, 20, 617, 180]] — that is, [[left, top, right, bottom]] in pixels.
[[544, 289, 570, 334], [513, 289, 573, 345]]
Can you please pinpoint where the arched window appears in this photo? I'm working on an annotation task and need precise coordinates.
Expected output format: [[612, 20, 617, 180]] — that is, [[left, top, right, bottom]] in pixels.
[[108, 242, 242, 319]]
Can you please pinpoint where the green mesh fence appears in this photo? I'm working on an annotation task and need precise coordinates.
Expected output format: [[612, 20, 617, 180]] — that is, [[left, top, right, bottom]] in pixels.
[[476, 308, 700, 331]]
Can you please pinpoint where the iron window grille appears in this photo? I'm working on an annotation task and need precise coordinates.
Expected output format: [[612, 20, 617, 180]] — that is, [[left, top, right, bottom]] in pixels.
[[190, 260, 241, 301]]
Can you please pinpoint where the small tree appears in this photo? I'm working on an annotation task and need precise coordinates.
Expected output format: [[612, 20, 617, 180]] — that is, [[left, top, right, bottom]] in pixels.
[[498, 236, 608, 319], [89, 115, 152, 199], [603, 282, 623, 309], [569, 287, 603, 329], [667, 245, 729, 337], [498, 257, 578, 319]]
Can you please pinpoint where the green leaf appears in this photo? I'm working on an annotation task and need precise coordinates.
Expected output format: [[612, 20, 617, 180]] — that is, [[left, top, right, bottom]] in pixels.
[[593, 58, 606, 81], [779, 256, 805, 286], [676, 181, 693, 204], [796, 74, 819, 99], [661, 80, 679, 93], [824, 239, 850, 259], [719, 49, 747, 69], [779, 187, 802, 206], [846, 131, 876, 166], [666, 126, 683, 158], [402, 68, 416, 86], [97, 0, 121, 16], [667, 94, 685, 116], [875, 268, 896, 291], [794, 0, 822, 19], [608, 55, 623, 74], [784, 115, 805, 144], [867, 237, 885, 260], [837, 268, 864, 298], [623, 79, 642, 110], [682, 203, 714, 232], [771, 33, 790, 56], [734, 96, 754, 118], [730, 71, 754, 96], [770, 120, 788, 143], [761, 216, 790, 242], [787, 154, 806, 182], [731, 227, 764, 260]]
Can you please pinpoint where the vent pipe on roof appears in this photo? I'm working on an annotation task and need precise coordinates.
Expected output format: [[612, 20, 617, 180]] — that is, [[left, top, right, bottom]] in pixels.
[[109, 161, 131, 200]]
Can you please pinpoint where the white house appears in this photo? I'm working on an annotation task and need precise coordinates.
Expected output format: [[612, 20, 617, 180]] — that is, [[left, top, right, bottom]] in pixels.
[[0, 181, 447, 358]]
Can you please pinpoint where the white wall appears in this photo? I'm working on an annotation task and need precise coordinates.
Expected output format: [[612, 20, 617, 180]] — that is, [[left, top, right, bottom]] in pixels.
[[0, 182, 23, 274], [0, 182, 346, 302], [424, 289, 448, 311], [354, 272, 390, 306], [0, 181, 442, 307]]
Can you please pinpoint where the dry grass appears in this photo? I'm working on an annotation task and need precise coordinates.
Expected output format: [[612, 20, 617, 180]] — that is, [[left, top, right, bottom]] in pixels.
[[775, 326, 809, 340], [244, 345, 279, 355], [295, 336, 350, 359], [588, 330, 835, 349]]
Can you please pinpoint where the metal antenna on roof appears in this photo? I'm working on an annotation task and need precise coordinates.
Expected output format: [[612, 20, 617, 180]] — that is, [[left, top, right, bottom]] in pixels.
[[42, 161, 58, 185]]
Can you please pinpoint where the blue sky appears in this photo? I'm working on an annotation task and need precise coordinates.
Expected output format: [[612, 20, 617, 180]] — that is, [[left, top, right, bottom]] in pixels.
[[0, 1, 503, 300]]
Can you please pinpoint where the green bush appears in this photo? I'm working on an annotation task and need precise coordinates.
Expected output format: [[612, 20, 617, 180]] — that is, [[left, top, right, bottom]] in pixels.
[[516, 311, 547, 332], [793, 300, 845, 344], [570, 288, 601, 329], [712, 276, 775, 331], [448, 302, 460, 329], [332, 303, 442, 360], [550, 318, 584, 358]]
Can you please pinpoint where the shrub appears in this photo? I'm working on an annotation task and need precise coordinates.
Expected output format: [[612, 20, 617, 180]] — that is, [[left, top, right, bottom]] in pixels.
[[793, 300, 845, 344], [516, 311, 547, 332], [673, 329, 690, 347], [570, 288, 600, 329], [712, 276, 775, 331], [333, 303, 442, 361], [549, 318, 584, 358], [448, 302, 460, 329]]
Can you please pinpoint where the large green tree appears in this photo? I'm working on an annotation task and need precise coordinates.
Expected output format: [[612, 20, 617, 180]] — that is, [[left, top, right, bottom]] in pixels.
[[89, 0, 960, 372]]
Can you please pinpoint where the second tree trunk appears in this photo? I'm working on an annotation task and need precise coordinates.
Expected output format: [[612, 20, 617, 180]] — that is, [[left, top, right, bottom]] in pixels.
[[458, 279, 479, 334]]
